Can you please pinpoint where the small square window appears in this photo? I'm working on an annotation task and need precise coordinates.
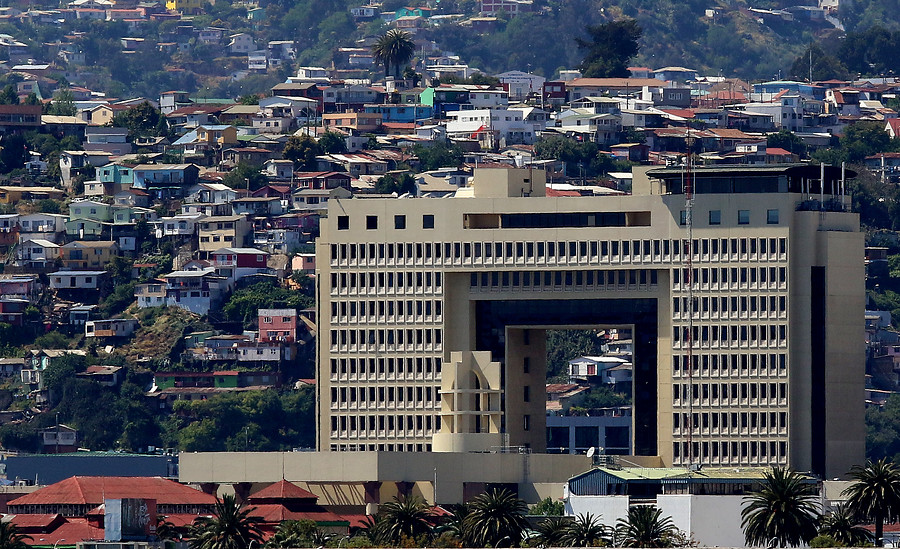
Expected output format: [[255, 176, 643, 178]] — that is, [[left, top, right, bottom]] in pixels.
[[709, 210, 721, 225], [366, 215, 378, 229], [738, 210, 750, 225], [767, 209, 779, 224], [337, 216, 349, 230], [394, 215, 406, 229], [423, 214, 435, 229]]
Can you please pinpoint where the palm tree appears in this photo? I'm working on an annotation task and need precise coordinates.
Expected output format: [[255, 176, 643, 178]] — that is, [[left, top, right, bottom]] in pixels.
[[819, 504, 874, 547], [433, 503, 469, 545], [843, 458, 900, 547], [741, 467, 820, 549], [562, 513, 609, 547], [374, 494, 433, 544], [615, 505, 677, 548], [189, 494, 263, 549], [532, 516, 569, 547], [0, 521, 32, 549], [372, 29, 416, 78], [462, 488, 529, 547]]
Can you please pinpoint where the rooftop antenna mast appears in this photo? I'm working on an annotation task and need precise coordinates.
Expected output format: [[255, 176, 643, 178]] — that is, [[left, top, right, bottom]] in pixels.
[[684, 131, 695, 468]]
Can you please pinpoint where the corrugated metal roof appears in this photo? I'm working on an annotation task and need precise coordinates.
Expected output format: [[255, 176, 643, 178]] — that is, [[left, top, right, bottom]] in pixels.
[[8, 476, 216, 506]]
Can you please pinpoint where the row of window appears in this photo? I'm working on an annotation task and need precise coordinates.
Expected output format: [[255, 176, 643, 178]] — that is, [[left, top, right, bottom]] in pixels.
[[672, 381, 788, 403], [329, 443, 433, 452], [672, 353, 787, 377], [329, 237, 789, 268], [681, 209, 780, 226], [470, 269, 658, 290], [329, 271, 443, 295], [337, 214, 435, 231], [329, 356, 442, 379], [673, 440, 788, 462], [672, 266, 787, 288], [329, 328, 443, 350], [673, 295, 787, 316], [673, 411, 788, 432], [330, 413, 440, 435], [330, 385, 441, 408], [330, 299, 443, 323], [672, 324, 788, 346]]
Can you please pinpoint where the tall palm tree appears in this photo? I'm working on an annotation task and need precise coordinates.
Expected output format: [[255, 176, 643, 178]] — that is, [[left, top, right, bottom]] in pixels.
[[562, 513, 609, 547], [374, 494, 433, 544], [533, 516, 569, 547], [189, 494, 263, 549], [819, 504, 874, 547], [372, 29, 415, 78], [741, 467, 820, 549], [0, 521, 32, 549], [843, 458, 900, 547], [462, 488, 529, 547], [615, 505, 677, 548]]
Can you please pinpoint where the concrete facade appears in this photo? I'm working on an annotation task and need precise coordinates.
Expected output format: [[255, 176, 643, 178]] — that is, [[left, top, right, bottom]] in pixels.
[[316, 164, 865, 479]]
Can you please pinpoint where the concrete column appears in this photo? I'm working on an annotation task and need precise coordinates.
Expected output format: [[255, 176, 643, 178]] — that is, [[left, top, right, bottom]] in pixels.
[[363, 481, 382, 504], [396, 481, 414, 498], [232, 482, 253, 503], [198, 482, 219, 496]]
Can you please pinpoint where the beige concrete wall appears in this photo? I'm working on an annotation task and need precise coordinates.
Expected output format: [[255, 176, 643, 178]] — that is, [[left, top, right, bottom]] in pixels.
[[179, 451, 591, 505]]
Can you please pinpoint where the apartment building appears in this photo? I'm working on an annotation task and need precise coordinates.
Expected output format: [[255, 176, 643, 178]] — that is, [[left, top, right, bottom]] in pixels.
[[316, 165, 864, 479]]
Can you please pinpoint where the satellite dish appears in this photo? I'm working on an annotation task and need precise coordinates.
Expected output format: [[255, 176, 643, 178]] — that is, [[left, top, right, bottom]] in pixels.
[[586, 447, 596, 458]]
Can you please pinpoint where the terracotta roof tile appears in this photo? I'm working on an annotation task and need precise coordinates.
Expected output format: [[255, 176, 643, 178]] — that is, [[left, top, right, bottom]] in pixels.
[[8, 477, 216, 507], [248, 480, 317, 501]]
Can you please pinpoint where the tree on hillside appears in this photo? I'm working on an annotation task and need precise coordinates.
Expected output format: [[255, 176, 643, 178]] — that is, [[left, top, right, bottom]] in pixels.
[[843, 459, 900, 547], [47, 88, 76, 116], [741, 467, 820, 548], [372, 29, 416, 78], [282, 135, 321, 170], [0, 85, 18, 105], [112, 102, 167, 138], [576, 19, 642, 78], [317, 131, 347, 154], [222, 162, 267, 191], [789, 43, 850, 82], [767, 129, 807, 158], [412, 142, 463, 171]]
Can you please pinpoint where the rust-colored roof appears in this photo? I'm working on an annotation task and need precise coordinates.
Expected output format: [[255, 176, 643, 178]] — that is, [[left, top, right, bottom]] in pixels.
[[8, 476, 216, 507], [18, 517, 101, 546], [249, 480, 317, 501], [245, 503, 347, 524], [766, 147, 793, 156], [546, 188, 581, 197], [8, 514, 64, 529]]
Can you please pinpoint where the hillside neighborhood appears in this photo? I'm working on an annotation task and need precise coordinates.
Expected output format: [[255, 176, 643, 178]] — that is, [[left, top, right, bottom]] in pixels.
[[5, 0, 900, 548]]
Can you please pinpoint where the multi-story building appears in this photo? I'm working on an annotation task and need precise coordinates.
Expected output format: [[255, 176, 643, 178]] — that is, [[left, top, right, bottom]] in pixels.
[[316, 164, 864, 479]]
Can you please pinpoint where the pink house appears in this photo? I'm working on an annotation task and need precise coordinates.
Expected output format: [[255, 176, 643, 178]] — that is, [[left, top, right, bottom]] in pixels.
[[258, 308, 298, 343]]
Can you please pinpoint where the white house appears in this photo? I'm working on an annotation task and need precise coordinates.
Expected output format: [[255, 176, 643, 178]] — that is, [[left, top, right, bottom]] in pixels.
[[445, 108, 535, 146], [17, 238, 60, 267], [496, 70, 546, 101], [18, 213, 67, 237], [156, 213, 205, 238], [49, 270, 108, 290], [229, 33, 255, 54]]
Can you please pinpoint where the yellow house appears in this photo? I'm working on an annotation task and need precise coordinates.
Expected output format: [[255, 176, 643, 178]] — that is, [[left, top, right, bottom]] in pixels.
[[60, 241, 119, 269], [196, 125, 238, 146], [0, 186, 65, 205], [166, 0, 202, 12]]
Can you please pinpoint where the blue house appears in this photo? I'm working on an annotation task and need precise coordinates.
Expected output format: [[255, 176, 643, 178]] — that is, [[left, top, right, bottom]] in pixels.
[[363, 103, 433, 123]]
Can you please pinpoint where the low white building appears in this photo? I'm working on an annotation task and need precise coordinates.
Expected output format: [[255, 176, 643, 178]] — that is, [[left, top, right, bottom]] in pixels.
[[445, 108, 535, 146], [564, 465, 817, 547]]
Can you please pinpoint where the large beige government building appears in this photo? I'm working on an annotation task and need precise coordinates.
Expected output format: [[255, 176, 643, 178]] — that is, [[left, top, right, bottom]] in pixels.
[[316, 164, 864, 479]]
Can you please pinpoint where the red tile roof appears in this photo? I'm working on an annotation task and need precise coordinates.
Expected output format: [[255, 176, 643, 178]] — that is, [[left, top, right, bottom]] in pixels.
[[546, 188, 581, 197], [17, 517, 101, 546], [766, 147, 793, 156], [8, 477, 216, 507], [245, 504, 347, 524], [8, 514, 64, 530], [248, 480, 317, 501]]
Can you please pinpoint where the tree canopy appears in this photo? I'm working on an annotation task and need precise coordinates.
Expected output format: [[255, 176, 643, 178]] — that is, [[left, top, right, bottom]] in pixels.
[[576, 19, 642, 78]]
